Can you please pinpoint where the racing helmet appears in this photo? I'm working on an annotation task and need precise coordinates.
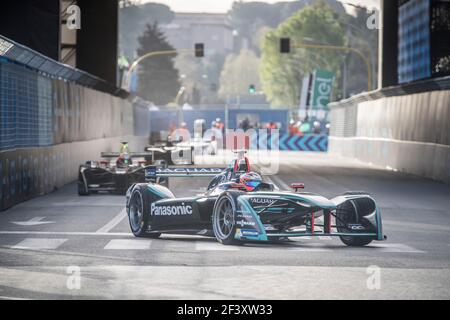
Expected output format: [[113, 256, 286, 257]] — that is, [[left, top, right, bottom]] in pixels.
[[239, 172, 262, 191], [116, 152, 131, 168]]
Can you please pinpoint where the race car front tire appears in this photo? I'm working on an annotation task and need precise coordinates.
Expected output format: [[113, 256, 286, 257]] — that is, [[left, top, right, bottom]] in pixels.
[[339, 235, 373, 247], [212, 191, 243, 245], [336, 198, 373, 247], [128, 184, 161, 238]]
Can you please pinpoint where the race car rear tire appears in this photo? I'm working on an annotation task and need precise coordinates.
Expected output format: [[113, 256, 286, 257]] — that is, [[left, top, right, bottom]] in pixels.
[[77, 182, 89, 196], [212, 192, 242, 245], [128, 184, 161, 238], [78, 166, 89, 196], [158, 178, 169, 188]]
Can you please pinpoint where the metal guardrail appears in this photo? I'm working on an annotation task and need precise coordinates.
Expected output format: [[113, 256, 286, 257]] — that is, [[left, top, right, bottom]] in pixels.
[[0, 35, 128, 98]]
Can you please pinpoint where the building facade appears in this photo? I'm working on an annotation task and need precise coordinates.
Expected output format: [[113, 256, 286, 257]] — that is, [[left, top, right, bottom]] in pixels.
[[161, 13, 233, 54]]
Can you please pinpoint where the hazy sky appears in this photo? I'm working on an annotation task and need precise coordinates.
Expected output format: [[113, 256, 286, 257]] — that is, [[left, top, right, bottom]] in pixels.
[[140, 0, 380, 13]]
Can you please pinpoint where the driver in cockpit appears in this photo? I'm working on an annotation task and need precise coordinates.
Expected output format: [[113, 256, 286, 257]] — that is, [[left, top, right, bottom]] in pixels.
[[116, 142, 132, 167]]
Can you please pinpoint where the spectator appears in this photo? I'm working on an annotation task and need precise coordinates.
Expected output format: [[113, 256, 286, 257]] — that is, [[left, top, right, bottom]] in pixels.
[[313, 121, 321, 134], [168, 122, 177, 135], [325, 123, 331, 135], [241, 117, 251, 131], [266, 121, 278, 130], [174, 122, 190, 142], [300, 121, 311, 134], [289, 119, 299, 135], [216, 118, 225, 131]]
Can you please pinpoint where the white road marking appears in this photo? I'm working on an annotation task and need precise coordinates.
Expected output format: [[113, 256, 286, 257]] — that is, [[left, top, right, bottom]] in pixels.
[[11, 238, 67, 250], [104, 239, 152, 250], [195, 242, 240, 251], [10, 217, 55, 226], [95, 208, 127, 233], [368, 243, 425, 253], [0, 296, 31, 300], [1, 265, 449, 299]]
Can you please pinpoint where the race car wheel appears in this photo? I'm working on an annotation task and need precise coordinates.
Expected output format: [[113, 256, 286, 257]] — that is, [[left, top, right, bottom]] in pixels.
[[158, 177, 169, 188], [336, 200, 373, 247], [128, 185, 161, 238], [78, 182, 89, 196], [78, 167, 89, 196], [212, 192, 241, 245], [339, 235, 373, 247]]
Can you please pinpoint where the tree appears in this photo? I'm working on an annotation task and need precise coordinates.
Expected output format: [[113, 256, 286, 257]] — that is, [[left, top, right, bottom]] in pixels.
[[229, 0, 345, 53], [136, 23, 180, 105], [218, 49, 261, 99], [336, 7, 379, 95], [174, 51, 203, 103], [174, 51, 226, 105], [119, 2, 174, 58], [259, 3, 345, 107]]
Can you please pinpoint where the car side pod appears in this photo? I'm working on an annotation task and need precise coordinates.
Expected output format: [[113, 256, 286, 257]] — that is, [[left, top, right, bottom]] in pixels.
[[290, 183, 305, 192]]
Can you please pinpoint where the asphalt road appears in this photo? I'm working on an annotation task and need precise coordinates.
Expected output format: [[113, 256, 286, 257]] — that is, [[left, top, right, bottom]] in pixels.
[[1, 152, 450, 299]]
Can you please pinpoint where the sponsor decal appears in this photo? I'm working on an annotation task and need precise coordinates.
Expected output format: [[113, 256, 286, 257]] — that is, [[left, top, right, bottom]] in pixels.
[[151, 202, 193, 216], [158, 167, 223, 174], [145, 167, 157, 177], [237, 220, 256, 227], [237, 213, 254, 219], [310, 69, 335, 111], [348, 224, 365, 231], [241, 229, 259, 237], [250, 198, 277, 205]]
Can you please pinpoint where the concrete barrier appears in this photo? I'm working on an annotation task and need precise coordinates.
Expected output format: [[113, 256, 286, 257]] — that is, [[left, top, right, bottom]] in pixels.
[[0, 136, 148, 211], [329, 86, 450, 184], [0, 42, 150, 211]]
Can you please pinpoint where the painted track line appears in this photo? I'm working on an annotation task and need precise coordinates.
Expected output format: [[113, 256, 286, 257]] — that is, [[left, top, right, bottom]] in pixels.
[[95, 208, 127, 233], [104, 239, 152, 250], [11, 238, 68, 250]]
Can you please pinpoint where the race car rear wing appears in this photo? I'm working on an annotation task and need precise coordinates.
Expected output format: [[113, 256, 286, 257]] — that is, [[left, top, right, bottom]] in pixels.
[[101, 152, 153, 158], [145, 166, 226, 178]]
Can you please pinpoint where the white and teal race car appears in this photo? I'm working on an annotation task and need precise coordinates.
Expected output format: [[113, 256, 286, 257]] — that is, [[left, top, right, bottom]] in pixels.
[[126, 152, 385, 246]]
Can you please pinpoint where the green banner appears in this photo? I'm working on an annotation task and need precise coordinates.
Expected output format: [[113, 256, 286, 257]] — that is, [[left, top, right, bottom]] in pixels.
[[310, 69, 334, 110]]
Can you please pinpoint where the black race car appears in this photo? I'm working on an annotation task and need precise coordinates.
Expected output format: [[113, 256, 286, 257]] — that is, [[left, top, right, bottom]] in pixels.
[[145, 138, 195, 165], [126, 151, 386, 246], [78, 142, 167, 195]]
